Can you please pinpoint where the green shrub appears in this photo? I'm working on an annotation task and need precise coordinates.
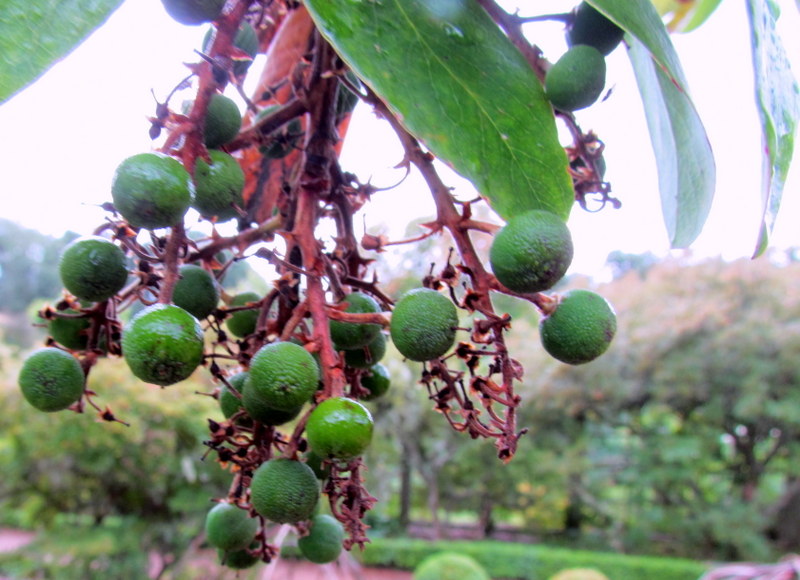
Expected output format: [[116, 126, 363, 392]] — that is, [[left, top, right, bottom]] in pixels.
[[360, 538, 709, 580], [0, 520, 147, 580]]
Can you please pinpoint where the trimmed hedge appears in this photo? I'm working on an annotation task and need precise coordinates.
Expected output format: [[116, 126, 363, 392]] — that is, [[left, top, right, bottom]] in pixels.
[[358, 537, 709, 580]]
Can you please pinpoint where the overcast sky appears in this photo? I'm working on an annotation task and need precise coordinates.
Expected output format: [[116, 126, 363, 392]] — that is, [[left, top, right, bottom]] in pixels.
[[0, 0, 798, 277]]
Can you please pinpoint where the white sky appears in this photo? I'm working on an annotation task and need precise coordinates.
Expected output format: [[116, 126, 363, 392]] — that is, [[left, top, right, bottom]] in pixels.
[[0, 0, 798, 277]]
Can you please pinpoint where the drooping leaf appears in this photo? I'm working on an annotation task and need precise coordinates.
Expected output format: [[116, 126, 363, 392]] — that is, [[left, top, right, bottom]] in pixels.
[[745, 0, 800, 257], [628, 37, 716, 248], [588, 0, 716, 247], [304, 0, 574, 221], [587, 0, 690, 89], [0, 0, 124, 104]]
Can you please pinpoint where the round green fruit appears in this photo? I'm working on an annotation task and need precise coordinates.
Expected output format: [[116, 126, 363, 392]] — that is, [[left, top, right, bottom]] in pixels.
[[298, 514, 345, 564], [59, 236, 128, 303], [225, 292, 260, 338], [111, 152, 193, 230], [160, 0, 225, 25], [203, 22, 259, 77], [250, 458, 319, 523], [567, 2, 625, 56], [342, 332, 387, 369], [204, 93, 242, 149], [122, 304, 204, 386], [361, 363, 390, 401], [539, 289, 617, 365], [329, 292, 382, 350], [49, 309, 91, 351], [205, 502, 257, 552], [193, 150, 245, 222], [218, 542, 259, 570], [306, 397, 373, 461], [390, 288, 458, 362], [172, 264, 219, 320], [219, 372, 247, 419], [305, 449, 331, 480], [244, 341, 319, 413], [18, 348, 84, 412], [489, 209, 573, 294], [545, 45, 606, 112], [243, 391, 302, 426]]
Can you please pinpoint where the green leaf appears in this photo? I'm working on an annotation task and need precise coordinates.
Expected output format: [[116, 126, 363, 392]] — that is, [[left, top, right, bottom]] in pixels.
[[627, 37, 716, 248], [588, 0, 716, 247], [0, 0, 124, 104], [745, 0, 800, 258], [587, 0, 690, 89], [304, 0, 574, 221]]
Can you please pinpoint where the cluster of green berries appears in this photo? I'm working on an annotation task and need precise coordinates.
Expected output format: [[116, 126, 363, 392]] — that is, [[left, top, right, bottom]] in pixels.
[[489, 208, 616, 365], [17, 0, 625, 572], [544, 2, 625, 112]]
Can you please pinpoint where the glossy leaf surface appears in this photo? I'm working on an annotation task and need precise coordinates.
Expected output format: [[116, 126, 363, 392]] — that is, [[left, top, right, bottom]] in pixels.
[[305, 0, 574, 221]]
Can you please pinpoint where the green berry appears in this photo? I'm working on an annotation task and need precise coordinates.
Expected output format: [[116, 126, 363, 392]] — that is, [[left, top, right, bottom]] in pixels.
[[244, 342, 319, 413], [172, 264, 219, 320], [305, 449, 331, 481], [205, 502, 257, 552], [218, 542, 259, 570], [361, 363, 390, 401], [390, 288, 458, 362], [49, 310, 91, 351], [204, 93, 242, 149], [545, 45, 607, 112], [329, 292, 382, 350], [250, 458, 319, 523], [539, 289, 617, 365], [489, 209, 573, 294], [59, 236, 128, 303], [225, 292, 260, 338], [306, 397, 373, 461], [202, 22, 259, 77], [567, 2, 625, 56], [18, 348, 84, 412], [111, 152, 193, 230], [298, 514, 345, 564], [160, 0, 225, 25], [219, 372, 247, 419], [122, 304, 204, 386], [342, 332, 387, 369], [193, 150, 245, 223]]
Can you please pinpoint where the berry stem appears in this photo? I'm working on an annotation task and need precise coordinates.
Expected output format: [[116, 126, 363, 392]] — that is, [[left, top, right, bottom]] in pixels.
[[367, 88, 525, 459]]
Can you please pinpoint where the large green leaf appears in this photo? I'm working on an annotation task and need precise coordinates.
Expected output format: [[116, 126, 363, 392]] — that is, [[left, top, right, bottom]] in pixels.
[[745, 0, 800, 258], [588, 0, 716, 247], [0, 0, 124, 104], [628, 38, 716, 248], [304, 0, 574, 221]]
